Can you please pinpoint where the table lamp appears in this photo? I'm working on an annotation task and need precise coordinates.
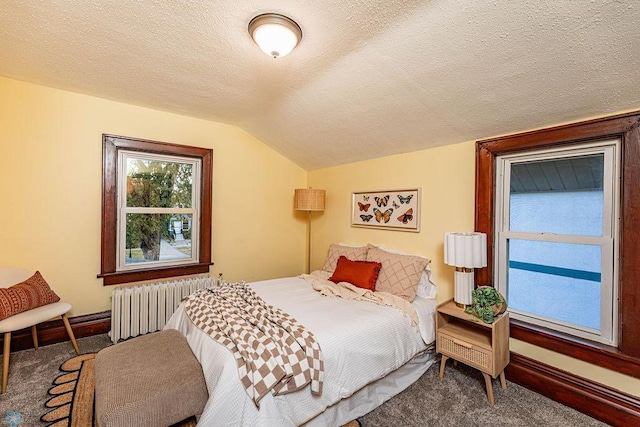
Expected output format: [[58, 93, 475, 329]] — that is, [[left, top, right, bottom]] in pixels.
[[444, 232, 487, 308]]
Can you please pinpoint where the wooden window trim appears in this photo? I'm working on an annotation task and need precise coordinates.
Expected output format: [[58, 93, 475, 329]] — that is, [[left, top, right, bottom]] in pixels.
[[475, 111, 640, 376], [98, 134, 213, 285]]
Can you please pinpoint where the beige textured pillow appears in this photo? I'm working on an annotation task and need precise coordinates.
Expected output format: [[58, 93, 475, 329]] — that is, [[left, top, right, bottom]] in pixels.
[[366, 246, 430, 302], [322, 244, 368, 273]]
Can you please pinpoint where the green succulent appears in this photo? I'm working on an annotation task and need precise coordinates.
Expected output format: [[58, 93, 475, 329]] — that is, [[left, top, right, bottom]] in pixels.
[[465, 286, 505, 324]]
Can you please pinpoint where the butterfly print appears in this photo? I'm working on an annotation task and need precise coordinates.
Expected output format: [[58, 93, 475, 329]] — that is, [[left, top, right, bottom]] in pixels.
[[398, 195, 413, 204], [374, 195, 390, 207], [374, 208, 393, 223], [392, 201, 400, 209], [397, 208, 413, 224], [360, 214, 373, 222], [358, 202, 371, 212], [363, 195, 369, 201]]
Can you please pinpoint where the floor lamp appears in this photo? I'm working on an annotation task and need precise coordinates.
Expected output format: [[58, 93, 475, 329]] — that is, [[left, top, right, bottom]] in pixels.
[[294, 188, 326, 273]]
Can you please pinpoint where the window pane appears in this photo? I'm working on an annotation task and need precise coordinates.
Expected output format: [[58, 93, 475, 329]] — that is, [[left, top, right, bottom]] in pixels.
[[125, 214, 192, 265], [509, 155, 603, 236], [507, 239, 601, 330], [126, 158, 193, 208]]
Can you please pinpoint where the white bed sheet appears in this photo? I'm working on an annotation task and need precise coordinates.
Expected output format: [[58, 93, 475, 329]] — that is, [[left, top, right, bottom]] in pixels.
[[164, 276, 438, 427]]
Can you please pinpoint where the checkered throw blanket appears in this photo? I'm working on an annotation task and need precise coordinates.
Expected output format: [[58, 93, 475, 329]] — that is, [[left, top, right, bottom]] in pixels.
[[184, 282, 324, 406]]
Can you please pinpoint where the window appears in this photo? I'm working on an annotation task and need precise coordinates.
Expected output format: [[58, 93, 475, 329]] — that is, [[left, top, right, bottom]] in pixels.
[[99, 135, 212, 285], [475, 111, 640, 378], [494, 141, 619, 345], [118, 151, 200, 270]]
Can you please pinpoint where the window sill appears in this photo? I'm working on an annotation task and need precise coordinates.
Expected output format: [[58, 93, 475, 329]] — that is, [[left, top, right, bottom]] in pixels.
[[98, 263, 213, 286], [510, 319, 640, 379]]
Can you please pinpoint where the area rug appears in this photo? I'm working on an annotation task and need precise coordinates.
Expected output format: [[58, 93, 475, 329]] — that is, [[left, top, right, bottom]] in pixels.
[[42, 353, 360, 427], [41, 353, 97, 427], [41, 353, 198, 427]]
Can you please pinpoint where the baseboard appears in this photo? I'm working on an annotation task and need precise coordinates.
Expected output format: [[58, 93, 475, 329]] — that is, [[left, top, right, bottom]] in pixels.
[[0, 310, 111, 353], [506, 352, 640, 426]]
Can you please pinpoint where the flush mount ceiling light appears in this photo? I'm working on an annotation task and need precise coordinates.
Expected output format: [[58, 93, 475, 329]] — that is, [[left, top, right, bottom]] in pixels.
[[248, 13, 302, 58]]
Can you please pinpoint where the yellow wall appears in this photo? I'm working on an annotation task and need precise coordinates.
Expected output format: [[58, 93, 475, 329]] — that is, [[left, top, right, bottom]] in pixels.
[[309, 137, 640, 398], [308, 141, 476, 304], [0, 77, 307, 315], [1, 75, 638, 399]]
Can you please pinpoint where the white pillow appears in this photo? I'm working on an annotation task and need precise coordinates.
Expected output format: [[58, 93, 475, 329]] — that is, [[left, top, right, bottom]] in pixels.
[[369, 244, 437, 299]]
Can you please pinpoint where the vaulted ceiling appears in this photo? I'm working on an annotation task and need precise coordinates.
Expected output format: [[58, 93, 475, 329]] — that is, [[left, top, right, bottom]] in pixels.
[[1, 1, 639, 170]]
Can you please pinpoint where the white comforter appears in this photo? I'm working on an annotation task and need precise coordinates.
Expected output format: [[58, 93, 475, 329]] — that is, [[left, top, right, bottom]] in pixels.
[[165, 275, 436, 427]]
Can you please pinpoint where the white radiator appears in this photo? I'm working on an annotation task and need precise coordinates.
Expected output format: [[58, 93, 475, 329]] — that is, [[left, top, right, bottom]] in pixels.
[[110, 276, 216, 343]]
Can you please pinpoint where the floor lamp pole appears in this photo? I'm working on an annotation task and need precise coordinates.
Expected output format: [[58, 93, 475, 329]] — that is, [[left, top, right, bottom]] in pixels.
[[306, 210, 312, 274], [294, 187, 325, 274]]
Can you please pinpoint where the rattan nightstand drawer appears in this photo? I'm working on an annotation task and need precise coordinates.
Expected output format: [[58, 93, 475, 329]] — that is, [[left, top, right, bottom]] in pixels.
[[437, 331, 492, 371]]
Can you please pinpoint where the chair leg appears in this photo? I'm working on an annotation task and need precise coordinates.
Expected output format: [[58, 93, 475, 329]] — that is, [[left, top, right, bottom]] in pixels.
[[31, 325, 39, 350], [2, 332, 10, 394], [62, 313, 80, 355]]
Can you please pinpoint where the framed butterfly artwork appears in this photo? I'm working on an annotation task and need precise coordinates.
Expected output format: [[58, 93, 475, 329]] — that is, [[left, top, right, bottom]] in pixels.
[[351, 188, 421, 232]]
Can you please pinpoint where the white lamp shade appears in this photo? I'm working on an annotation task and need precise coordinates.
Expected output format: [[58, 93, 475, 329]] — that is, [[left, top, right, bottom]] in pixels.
[[444, 232, 487, 268], [253, 24, 297, 57]]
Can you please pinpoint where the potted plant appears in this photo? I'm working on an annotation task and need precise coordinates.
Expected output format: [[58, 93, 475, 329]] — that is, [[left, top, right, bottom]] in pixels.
[[465, 286, 506, 324]]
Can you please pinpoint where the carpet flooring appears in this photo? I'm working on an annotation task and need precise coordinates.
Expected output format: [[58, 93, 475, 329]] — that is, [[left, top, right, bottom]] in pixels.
[[0, 334, 607, 426], [0, 335, 111, 425]]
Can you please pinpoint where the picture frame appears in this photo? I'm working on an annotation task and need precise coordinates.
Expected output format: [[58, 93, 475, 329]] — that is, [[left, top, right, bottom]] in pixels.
[[351, 188, 421, 232]]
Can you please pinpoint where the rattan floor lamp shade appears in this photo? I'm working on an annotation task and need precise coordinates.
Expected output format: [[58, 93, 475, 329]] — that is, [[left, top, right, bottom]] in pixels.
[[294, 188, 326, 273]]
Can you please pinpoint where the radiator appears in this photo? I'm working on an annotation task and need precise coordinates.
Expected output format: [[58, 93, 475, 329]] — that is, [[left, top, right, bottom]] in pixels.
[[110, 276, 216, 343]]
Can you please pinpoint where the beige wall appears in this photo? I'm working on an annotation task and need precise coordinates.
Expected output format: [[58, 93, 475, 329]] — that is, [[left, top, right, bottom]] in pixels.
[[0, 77, 307, 315], [308, 137, 640, 398]]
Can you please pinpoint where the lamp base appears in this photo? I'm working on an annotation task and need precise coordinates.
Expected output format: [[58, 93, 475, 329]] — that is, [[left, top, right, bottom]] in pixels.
[[455, 302, 468, 310], [453, 269, 474, 306]]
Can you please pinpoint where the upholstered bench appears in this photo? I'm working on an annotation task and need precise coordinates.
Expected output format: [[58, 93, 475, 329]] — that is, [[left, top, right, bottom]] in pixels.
[[95, 329, 208, 427]]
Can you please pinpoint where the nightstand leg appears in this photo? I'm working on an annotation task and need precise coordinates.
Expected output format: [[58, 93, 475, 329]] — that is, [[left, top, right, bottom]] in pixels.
[[439, 355, 449, 378], [482, 372, 495, 406], [499, 370, 507, 389]]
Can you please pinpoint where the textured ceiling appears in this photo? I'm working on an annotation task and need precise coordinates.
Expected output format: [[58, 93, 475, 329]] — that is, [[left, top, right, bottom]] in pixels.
[[1, 1, 639, 170]]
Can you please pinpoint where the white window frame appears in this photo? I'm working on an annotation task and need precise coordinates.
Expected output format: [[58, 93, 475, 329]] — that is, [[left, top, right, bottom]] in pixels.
[[494, 139, 620, 346], [116, 150, 201, 271]]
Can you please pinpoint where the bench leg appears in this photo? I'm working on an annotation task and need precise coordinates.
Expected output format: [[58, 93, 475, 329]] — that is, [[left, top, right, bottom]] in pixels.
[[2, 332, 10, 394], [62, 313, 80, 355], [31, 325, 39, 350]]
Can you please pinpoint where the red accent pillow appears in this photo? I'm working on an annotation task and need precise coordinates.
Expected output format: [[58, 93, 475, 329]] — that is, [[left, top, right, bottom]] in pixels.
[[0, 271, 61, 321], [329, 256, 382, 291]]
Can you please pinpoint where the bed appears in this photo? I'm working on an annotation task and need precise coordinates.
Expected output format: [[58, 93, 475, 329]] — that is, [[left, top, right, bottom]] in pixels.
[[164, 244, 438, 426]]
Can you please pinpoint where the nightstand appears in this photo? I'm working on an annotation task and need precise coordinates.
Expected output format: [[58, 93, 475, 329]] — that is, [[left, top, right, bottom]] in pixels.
[[436, 299, 509, 406]]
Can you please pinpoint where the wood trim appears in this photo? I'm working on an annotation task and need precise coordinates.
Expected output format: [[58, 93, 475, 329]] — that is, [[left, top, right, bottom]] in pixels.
[[619, 118, 640, 356], [506, 352, 640, 426], [100, 134, 214, 286], [98, 263, 213, 285], [0, 311, 111, 354], [510, 319, 640, 378], [511, 320, 640, 380], [475, 110, 640, 365], [475, 143, 496, 286]]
